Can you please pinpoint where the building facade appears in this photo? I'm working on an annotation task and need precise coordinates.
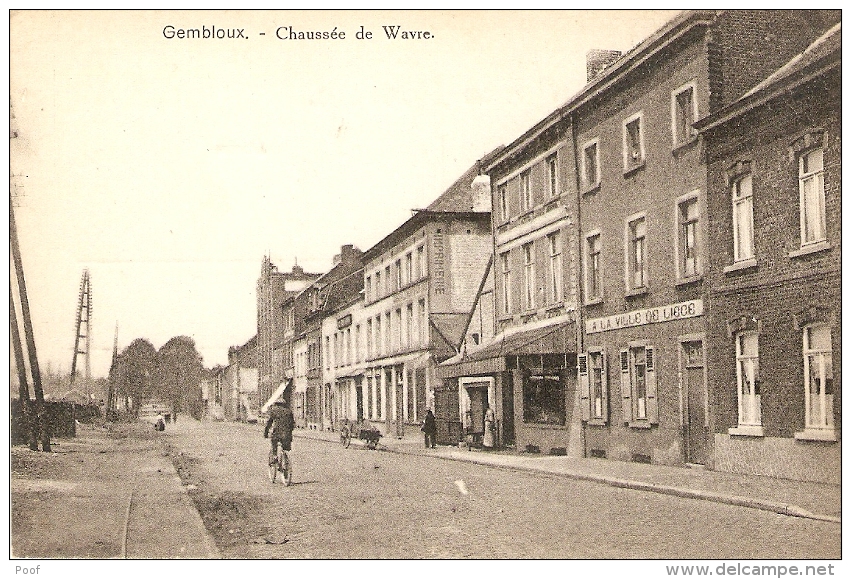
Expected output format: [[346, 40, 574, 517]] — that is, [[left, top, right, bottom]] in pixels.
[[697, 23, 841, 483]]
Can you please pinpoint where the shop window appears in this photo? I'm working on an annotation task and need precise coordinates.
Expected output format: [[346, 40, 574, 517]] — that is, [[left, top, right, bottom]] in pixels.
[[799, 148, 826, 246], [802, 324, 834, 432], [523, 372, 565, 426], [735, 332, 761, 428], [619, 345, 658, 425], [579, 351, 608, 425]]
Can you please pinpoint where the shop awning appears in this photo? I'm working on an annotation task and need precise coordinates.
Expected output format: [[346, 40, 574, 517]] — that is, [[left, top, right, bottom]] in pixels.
[[261, 379, 293, 414], [437, 320, 576, 379]]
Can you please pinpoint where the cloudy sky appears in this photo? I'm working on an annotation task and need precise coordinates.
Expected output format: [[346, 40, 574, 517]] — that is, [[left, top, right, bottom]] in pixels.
[[9, 10, 680, 377]]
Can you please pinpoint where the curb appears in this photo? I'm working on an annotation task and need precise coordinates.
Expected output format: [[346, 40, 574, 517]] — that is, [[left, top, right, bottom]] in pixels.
[[297, 432, 841, 525]]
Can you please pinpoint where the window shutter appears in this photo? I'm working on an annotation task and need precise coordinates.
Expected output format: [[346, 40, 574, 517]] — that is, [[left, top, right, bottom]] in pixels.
[[646, 346, 659, 424], [619, 349, 632, 424], [578, 353, 590, 422], [601, 351, 609, 424]]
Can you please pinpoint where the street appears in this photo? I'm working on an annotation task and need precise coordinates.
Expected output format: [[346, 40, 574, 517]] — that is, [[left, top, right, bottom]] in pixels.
[[167, 420, 840, 559]]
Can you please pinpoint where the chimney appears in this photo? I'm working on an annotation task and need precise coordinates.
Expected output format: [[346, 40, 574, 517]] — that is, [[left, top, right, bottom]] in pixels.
[[586, 49, 622, 82], [339, 244, 362, 265], [471, 174, 491, 212]]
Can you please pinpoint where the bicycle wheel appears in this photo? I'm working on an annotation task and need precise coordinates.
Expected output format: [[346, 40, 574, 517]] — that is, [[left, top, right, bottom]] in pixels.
[[268, 447, 278, 483], [281, 451, 292, 486]]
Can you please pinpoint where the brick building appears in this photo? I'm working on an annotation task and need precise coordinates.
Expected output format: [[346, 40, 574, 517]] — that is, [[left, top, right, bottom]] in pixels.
[[359, 159, 496, 443], [696, 23, 841, 483], [256, 258, 319, 407]]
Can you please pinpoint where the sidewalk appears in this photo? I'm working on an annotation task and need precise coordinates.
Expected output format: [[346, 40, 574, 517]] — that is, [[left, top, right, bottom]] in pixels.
[[295, 428, 841, 524], [11, 422, 220, 559]]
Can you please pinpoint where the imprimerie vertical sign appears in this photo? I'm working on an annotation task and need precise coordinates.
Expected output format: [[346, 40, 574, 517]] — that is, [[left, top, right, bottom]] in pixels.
[[432, 229, 445, 294], [585, 299, 703, 334]]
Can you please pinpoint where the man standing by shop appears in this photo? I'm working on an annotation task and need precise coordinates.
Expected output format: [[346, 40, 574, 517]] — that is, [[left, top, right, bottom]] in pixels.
[[421, 408, 436, 449]]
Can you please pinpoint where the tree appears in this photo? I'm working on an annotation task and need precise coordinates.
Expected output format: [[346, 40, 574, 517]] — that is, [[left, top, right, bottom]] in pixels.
[[156, 336, 204, 420], [111, 338, 157, 417]]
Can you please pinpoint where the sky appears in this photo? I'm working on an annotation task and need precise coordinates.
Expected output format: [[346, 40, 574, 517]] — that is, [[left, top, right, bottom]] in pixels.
[[9, 9, 681, 378]]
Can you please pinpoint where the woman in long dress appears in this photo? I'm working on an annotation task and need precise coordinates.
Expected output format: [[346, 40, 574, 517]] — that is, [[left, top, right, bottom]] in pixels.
[[482, 406, 496, 449]]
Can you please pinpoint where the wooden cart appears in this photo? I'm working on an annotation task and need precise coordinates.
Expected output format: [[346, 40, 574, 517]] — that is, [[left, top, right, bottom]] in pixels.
[[339, 418, 382, 450]]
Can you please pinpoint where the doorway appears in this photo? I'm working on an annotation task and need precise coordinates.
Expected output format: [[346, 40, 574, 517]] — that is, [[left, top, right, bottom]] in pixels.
[[683, 340, 707, 465]]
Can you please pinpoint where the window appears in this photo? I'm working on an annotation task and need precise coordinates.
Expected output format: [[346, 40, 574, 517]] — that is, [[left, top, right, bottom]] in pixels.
[[500, 251, 511, 315], [385, 265, 391, 294], [803, 325, 833, 431], [627, 216, 647, 291], [732, 174, 755, 262], [365, 275, 372, 301], [419, 298, 428, 345], [417, 245, 427, 279], [366, 319, 372, 358], [404, 253, 412, 286], [523, 372, 565, 425], [735, 333, 761, 427], [672, 83, 697, 146], [523, 242, 535, 310], [582, 140, 600, 190], [619, 346, 658, 424], [799, 148, 826, 246], [547, 154, 558, 199], [345, 328, 351, 366], [375, 315, 382, 355], [579, 351, 608, 424], [678, 196, 700, 278], [519, 170, 532, 213], [586, 233, 602, 301], [406, 303, 414, 347], [385, 311, 391, 353], [498, 184, 508, 222], [394, 260, 402, 291], [548, 232, 562, 303], [375, 271, 382, 298], [623, 113, 645, 170]]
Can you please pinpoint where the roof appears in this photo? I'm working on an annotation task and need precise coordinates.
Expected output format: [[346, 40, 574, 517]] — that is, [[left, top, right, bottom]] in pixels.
[[429, 313, 468, 351], [438, 319, 576, 378], [486, 10, 714, 172], [696, 22, 841, 133], [320, 268, 364, 316]]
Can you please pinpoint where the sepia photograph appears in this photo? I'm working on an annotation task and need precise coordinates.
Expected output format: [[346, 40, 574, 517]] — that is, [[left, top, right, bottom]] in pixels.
[[8, 8, 841, 570]]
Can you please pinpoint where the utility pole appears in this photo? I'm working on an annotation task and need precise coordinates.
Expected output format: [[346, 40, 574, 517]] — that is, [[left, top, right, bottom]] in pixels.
[[106, 321, 119, 420], [70, 269, 93, 400]]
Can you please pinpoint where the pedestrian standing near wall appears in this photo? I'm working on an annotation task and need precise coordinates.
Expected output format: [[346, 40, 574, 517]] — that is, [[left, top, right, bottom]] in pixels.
[[482, 406, 495, 450], [422, 409, 436, 449]]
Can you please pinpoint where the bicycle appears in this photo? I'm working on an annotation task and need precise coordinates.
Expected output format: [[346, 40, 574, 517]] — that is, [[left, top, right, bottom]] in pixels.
[[268, 440, 292, 486]]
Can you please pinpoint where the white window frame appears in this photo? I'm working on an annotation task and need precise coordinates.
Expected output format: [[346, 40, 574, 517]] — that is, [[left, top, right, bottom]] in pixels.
[[500, 251, 511, 315], [624, 212, 648, 293], [798, 148, 826, 247], [802, 324, 833, 432], [622, 111, 645, 171], [735, 332, 761, 428], [547, 231, 563, 304], [581, 138, 600, 191], [675, 191, 702, 280], [589, 351, 607, 422], [546, 153, 558, 199], [498, 183, 508, 222], [732, 174, 755, 263], [584, 230, 602, 302], [519, 170, 532, 213], [522, 242, 535, 310], [671, 81, 698, 147]]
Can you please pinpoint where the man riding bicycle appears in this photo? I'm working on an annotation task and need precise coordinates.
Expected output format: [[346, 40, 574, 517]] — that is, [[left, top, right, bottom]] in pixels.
[[264, 398, 295, 464]]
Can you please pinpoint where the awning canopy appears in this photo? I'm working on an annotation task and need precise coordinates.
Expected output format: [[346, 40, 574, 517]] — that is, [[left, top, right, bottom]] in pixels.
[[261, 378, 293, 414], [437, 320, 576, 379]]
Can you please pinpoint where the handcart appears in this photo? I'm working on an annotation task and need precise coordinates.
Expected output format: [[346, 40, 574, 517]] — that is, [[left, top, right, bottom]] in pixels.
[[339, 418, 382, 450]]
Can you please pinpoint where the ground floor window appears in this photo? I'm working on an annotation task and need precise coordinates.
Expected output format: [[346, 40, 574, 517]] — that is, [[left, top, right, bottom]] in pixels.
[[803, 324, 833, 430], [735, 332, 761, 426], [619, 345, 658, 424], [523, 372, 565, 426]]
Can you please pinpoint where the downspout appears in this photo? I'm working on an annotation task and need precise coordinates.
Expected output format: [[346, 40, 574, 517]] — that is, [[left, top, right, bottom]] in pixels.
[[570, 111, 588, 458]]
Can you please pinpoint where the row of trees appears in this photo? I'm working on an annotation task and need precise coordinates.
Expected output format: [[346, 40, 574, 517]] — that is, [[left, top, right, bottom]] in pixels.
[[109, 335, 206, 419]]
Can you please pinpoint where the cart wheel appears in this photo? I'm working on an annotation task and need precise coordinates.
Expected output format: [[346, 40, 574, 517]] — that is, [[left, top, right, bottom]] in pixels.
[[341, 427, 351, 448], [368, 438, 378, 450]]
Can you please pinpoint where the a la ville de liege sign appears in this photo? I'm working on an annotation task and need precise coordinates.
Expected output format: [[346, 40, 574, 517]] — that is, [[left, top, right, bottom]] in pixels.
[[585, 299, 703, 334]]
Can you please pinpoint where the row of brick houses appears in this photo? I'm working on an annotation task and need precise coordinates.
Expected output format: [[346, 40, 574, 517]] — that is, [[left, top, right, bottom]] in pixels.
[[439, 10, 840, 483], [234, 10, 837, 484]]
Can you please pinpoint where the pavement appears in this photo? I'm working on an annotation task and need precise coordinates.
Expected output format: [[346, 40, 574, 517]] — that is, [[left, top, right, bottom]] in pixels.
[[11, 421, 220, 559], [294, 427, 842, 524]]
